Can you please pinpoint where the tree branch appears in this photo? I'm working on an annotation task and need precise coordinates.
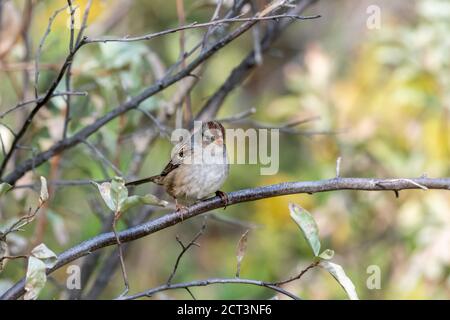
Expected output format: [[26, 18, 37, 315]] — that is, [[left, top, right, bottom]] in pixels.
[[0, 91, 87, 119], [167, 220, 207, 285], [2, 2, 317, 185], [120, 277, 300, 300], [196, 0, 318, 121], [1, 176, 449, 300], [83, 14, 320, 45], [0, 38, 85, 178]]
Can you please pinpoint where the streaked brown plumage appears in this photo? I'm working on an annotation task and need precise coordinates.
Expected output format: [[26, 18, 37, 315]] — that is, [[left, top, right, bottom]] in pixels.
[[126, 121, 229, 208]]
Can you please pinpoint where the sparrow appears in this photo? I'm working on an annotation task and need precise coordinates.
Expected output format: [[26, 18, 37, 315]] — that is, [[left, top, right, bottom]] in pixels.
[[125, 121, 229, 210]]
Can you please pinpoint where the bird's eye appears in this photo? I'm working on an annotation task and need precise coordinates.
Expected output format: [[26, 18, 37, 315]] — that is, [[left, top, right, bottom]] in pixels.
[[210, 135, 215, 142], [178, 150, 184, 157]]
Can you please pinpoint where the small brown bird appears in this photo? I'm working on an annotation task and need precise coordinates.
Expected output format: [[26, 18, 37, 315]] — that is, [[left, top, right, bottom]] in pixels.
[[126, 121, 229, 210]]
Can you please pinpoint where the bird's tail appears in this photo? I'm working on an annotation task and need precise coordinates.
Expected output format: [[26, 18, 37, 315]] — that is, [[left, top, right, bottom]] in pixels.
[[125, 175, 162, 186]]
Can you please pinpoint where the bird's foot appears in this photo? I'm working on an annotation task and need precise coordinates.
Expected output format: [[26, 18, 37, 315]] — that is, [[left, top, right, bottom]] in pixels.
[[215, 190, 229, 209], [175, 201, 188, 221]]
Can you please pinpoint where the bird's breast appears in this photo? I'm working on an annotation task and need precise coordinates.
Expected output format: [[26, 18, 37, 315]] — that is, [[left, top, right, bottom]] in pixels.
[[165, 162, 229, 201]]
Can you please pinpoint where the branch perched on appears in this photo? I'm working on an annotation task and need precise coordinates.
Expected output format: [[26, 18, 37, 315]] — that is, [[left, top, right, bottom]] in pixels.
[[1, 176, 449, 300]]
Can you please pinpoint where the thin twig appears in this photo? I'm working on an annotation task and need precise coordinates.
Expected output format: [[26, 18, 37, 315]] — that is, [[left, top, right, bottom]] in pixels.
[[83, 140, 122, 177], [0, 91, 87, 119], [0, 36, 86, 178], [201, 0, 224, 50], [175, 0, 192, 127], [13, 179, 108, 189], [167, 220, 207, 285], [208, 212, 261, 229], [196, 0, 318, 121], [75, 0, 93, 46], [216, 107, 257, 122], [67, 1, 75, 52], [184, 287, 196, 300], [62, 1, 76, 139], [384, 178, 429, 190], [34, 4, 69, 98], [269, 261, 319, 286], [1, 199, 46, 240], [0, 123, 17, 137], [225, 117, 331, 136], [3, 3, 306, 184], [119, 277, 300, 300], [112, 211, 129, 297], [83, 14, 321, 44], [135, 108, 171, 139], [122, 239, 318, 300], [0, 255, 28, 266], [251, 1, 263, 65], [63, 0, 93, 139], [2, 176, 450, 300]]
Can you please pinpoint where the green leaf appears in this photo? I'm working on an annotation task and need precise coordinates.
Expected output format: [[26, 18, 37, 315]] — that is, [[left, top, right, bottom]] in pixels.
[[289, 203, 321, 256], [318, 249, 335, 260], [95, 177, 167, 212], [111, 177, 128, 204], [31, 243, 57, 269], [24, 257, 47, 300], [0, 183, 12, 197], [111, 176, 128, 209], [120, 194, 168, 212], [93, 181, 116, 211], [319, 261, 359, 300]]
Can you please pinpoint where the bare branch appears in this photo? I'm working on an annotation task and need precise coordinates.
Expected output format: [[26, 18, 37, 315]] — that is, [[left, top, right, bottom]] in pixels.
[[175, 0, 192, 127], [34, 4, 69, 98], [75, 0, 93, 46], [83, 140, 122, 177], [196, 0, 318, 121], [83, 14, 320, 45], [119, 277, 300, 300], [63, 0, 93, 139], [67, 1, 75, 53], [123, 256, 319, 301], [13, 179, 108, 189], [0, 197, 47, 240], [2, 176, 449, 300], [3, 4, 315, 184], [251, 1, 263, 65], [208, 212, 261, 229], [201, 0, 224, 50], [269, 261, 319, 286], [0, 35, 86, 178], [62, 1, 76, 139], [0, 91, 87, 119], [216, 107, 257, 123], [167, 220, 207, 285], [112, 210, 129, 297]]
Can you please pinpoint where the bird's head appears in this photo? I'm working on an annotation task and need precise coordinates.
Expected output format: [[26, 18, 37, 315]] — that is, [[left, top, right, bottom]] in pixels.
[[202, 121, 225, 147]]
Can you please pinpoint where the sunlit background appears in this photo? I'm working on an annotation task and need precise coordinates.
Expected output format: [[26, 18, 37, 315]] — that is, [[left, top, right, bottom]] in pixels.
[[0, 0, 449, 299]]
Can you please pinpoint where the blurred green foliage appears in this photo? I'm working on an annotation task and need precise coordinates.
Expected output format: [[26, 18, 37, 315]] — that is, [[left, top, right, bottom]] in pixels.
[[0, 0, 449, 299]]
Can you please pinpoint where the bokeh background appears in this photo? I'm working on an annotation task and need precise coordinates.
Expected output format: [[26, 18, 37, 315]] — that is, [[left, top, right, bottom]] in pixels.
[[0, 0, 449, 299]]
